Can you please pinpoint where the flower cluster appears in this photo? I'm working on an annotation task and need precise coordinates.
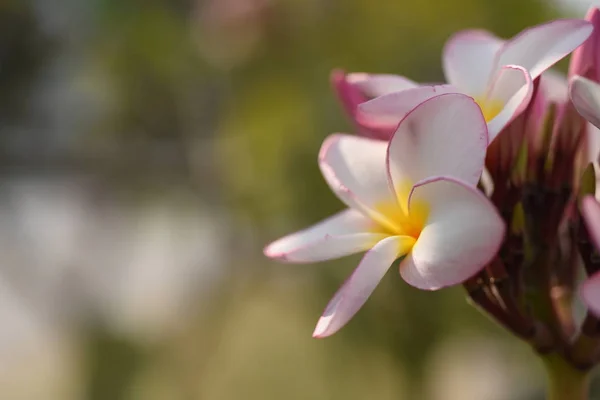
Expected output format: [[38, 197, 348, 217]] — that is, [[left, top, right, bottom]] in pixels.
[[265, 7, 600, 370]]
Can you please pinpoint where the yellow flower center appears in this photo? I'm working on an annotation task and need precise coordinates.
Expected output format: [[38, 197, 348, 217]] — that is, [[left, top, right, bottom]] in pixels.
[[475, 98, 503, 122], [370, 181, 429, 241]]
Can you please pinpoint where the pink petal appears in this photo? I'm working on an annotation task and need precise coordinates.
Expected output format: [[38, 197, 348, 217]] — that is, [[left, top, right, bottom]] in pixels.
[[331, 69, 368, 121], [582, 195, 600, 251], [387, 93, 488, 190], [493, 19, 593, 81], [264, 209, 385, 263], [540, 70, 568, 104], [568, 8, 600, 81], [357, 85, 459, 132], [346, 73, 418, 98], [485, 65, 533, 142], [319, 134, 396, 220], [570, 75, 600, 129], [588, 124, 600, 164], [442, 29, 504, 95], [400, 176, 505, 290], [582, 272, 600, 317], [313, 235, 414, 337]]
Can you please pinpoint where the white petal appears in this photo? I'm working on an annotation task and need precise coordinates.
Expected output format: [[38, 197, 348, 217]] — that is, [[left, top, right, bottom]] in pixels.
[[347, 73, 418, 98], [387, 93, 488, 191], [313, 235, 413, 337], [400, 177, 505, 290], [570, 75, 600, 129], [358, 85, 460, 130], [493, 19, 593, 81], [442, 29, 503, 95], [264, 209, 385, 263], [485, 66, 533, 142], [319, 134, 396, 220]]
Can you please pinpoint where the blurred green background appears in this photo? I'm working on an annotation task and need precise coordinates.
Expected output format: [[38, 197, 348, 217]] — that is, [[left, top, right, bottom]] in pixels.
[[0, 0, 596, 399]]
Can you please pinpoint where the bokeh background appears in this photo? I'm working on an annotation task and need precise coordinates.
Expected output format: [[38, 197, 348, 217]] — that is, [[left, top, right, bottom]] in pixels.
[[1, 0, 599, 399]]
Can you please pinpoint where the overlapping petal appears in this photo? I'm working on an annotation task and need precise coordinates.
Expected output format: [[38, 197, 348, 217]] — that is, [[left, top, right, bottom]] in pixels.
[[313, 235, 414, 338], [346, 73, 418, 98], [386, 93, 488, 189], [570, 75, 600, 129], [357, 85, 459, 132], [493, 19, 593, 81], [485, 65, 533, 141], [400, 177, 505, 290], [443, 29, 504, 95], [319, 134, 396, 224], [264, 209, 385, 263]]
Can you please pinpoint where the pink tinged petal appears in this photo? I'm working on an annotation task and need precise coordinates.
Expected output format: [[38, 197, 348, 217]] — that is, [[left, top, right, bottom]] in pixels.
[[346, 73, 418, 98], [357, 85, 460, 132], [331, 69, 368, 120], [400, 177, 505, 290], [570, 76, 600, 129], [312, 235, 414, 338], [442, 29, 504, 95], [319, 134, 396, 219], [485, 66, 533, 142], [541, 70, 568, 104], [493, 19, 593, 81], [264, 209, 386, 263], [582, 196, 600, 251], [387, 93, 488, 188], [588, 124, 600, 164], [568, 8, 600, 81], [582, 272, 600, 317]]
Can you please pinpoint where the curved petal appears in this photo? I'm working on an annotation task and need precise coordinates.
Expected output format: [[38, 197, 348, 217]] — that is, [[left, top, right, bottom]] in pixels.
[[319, 134, 396, 223], [357, 85, 460, 131], [541, 70, 568, 104], [331, 69, 368, 118], [264, 208, 386, 263], [400, 176, 505, 290], [442, 29, 504, 95], [493, 19, 593, 81], [347, 73, 418, 98], [313, 235, 414, 338], [582, 272, 600, 317], [485, 65, 533, 142], [570, 75, 600, 129], [387, 93, 488, 192], [568, 8, 600, 80], [582, 195, 600, 251]]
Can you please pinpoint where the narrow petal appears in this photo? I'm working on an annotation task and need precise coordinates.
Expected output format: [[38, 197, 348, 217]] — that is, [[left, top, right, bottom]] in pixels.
[[400, 177, 505, 290], [485, 66, 533, 142], [570, 75, 600, 129], [319, 134, 396, 221], [358, 85, 459, 131], [493, 19, 593, 81], [541, 70, 568, 104], [264, 209, 386, 263], [331, 69, 368, 119], [582, 272, 600, 317], [568, 8, 600, 80], [347, 73, 418, 98], [387, 93, 488, 191], [442, 29, 504, 95], [313, 235, 414, 338], [582, 195, 600, 251]]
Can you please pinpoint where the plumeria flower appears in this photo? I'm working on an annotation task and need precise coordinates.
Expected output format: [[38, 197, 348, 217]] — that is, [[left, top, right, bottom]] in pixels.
[[355, 19, 592, 143], [580, 196, 600, 316], [264, 93, 505, 337]]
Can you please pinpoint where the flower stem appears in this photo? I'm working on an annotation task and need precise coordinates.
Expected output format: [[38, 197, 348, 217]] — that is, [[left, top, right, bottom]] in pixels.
[[541, 354, 590, 400]]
